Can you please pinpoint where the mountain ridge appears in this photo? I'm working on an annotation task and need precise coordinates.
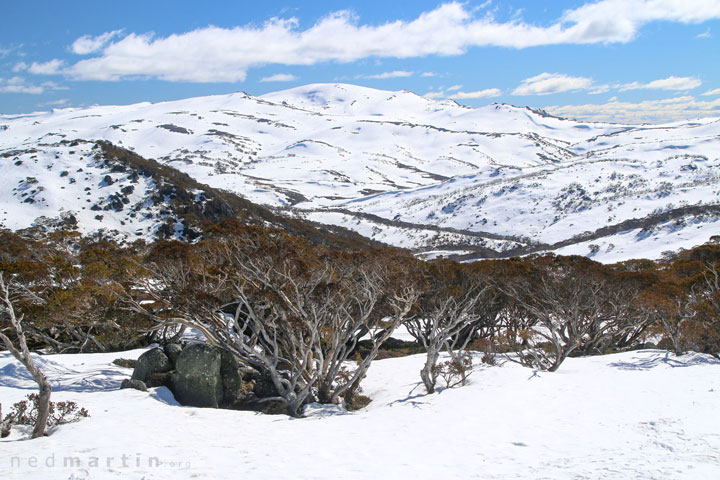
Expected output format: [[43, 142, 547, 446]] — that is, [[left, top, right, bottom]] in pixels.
[[1, 83, 719, 262]]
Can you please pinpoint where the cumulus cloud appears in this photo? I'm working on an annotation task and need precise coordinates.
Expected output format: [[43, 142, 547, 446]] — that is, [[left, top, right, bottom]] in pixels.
[[423, 91, 445, 99], [260, 73, 298, 82], [0, 76, 65, 94], [449, 88, 503, 99], [512, 73, 594, 96], [12, 62, 28, 73], [589, 85, 611, 94], [71, 30, 124, 55], [424, 86, 502, 101], [545, 95, 720, 124], [618, 75, 701, 91], [24, 1, 720, 83], [0, 77, 43, 94], [702, 87, 720, 96], [28, 59, 65, 75], [558, 0, 720, 44], [362, 70, 413, 79]]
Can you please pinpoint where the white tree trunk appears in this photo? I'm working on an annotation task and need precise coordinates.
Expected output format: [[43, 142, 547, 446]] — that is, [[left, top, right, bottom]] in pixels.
[[0, 272, 52, 439]]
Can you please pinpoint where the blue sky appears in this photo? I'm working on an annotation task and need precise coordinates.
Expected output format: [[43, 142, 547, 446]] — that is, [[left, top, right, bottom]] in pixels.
[[1, 0, 719, 123]]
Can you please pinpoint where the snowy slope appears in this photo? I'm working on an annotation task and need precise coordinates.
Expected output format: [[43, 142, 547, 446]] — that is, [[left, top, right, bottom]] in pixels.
[[1, 83, 719, 261], [0, 141, 172, 239], [2, 348, 720, 479]]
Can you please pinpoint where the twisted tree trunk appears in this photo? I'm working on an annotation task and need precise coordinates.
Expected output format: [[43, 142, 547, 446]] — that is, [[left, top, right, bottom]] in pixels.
[[0, 272, 52, 439]]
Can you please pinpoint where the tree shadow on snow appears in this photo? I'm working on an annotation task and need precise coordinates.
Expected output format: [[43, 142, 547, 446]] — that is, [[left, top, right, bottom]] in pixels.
[[0, 356, 129, 393], [387, 382, 431, 409], [609, 350, 720, 371]]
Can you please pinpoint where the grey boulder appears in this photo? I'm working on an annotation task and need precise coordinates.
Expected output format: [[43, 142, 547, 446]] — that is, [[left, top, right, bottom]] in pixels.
[[164, 343, 183, 367], [171, 344, 224, 408], [131, 348, 172, 384], [120, 379, 148, 392]]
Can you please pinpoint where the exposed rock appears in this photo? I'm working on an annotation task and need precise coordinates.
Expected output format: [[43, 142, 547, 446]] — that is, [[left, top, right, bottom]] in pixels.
[[164, 343, 183, 367], [257, 400, 288, 415], [253, 370, 280, 399], [131, 348, 172, 384], [171, 344, 223, 408], [219, 349, 245, 407], [112, 358, 137, 369], [148, 372, 172, 388], [239, 366, 261, 383], [120, 379, 147, 392], [127, 342, 264, 410]]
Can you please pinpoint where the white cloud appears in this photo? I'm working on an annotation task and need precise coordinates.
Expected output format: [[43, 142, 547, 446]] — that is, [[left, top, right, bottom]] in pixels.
[[421, 72, 438, 77], [589, 84, 611, 94], [702, 87, 720, 96], [45, 98, 70, 106], [0, 43, 25, 59], [510, 73, 700, 98], [71, 30, 124, 55], [697, 28, 712, 38], [0, 84, 44, 94], [618, 75, 701, 91], [559, 0, 720, 44], [545, 95, 720, 124], [259, 73, 298, 82], [24, 1, 720, 83], [28, 59, 65, 75], [363, 70, 414, 79], [446, 85, 462, 92], [37, 98, 70, 108], [449, 88, 503, 99], [12, 62, 28, 72], [512, 73, 593, 96], [0, 76, 46, 94], [40, 81, 69, 91]]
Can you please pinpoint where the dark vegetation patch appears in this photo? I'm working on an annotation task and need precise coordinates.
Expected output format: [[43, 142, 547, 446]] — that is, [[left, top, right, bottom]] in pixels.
[[157, 124, 193, 135], [95, 141, 384, 249]]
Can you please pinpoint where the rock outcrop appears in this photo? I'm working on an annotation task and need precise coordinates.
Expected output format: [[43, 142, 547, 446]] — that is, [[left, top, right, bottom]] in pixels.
[[131, 348, 172, 385], [126, 342, 252, 409]]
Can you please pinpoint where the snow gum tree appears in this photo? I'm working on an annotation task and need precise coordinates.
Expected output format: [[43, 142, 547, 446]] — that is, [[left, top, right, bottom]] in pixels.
[[0, 229, 151, 352], [0, 272, 52, 439], [123, 225, 420, 416], [407, 260, 495, 393], [647, 255, 720, 356], [499, 255, 648, 372], [219, 240, 420, 414]]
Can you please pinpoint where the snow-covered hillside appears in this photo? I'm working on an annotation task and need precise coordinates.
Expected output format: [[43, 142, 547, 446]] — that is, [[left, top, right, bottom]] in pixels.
[[2, 83, 719, 261], [2, 348, 720, 479]]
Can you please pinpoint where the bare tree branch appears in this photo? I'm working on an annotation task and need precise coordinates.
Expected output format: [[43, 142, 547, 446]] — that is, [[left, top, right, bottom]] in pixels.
[[0, 272, 52, 439]]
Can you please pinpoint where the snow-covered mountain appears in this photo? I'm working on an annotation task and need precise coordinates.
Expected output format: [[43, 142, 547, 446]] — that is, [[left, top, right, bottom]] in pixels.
[[1, 83, 719, 261]]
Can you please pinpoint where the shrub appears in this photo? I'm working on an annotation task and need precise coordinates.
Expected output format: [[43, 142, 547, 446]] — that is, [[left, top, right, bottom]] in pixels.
[[432, 353, 473, 389], [6, 394, 89, 431]]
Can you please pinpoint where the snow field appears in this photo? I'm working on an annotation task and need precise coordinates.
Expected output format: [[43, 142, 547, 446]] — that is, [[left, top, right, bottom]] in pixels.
[[1, 348, 719, 479]]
